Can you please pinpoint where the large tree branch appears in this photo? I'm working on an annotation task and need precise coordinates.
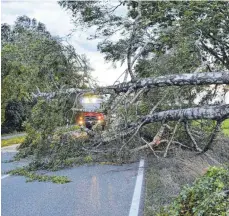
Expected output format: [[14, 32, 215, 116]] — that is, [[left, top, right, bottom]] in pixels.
[[32, 87, 114, 100], [111, 71, 229, 93], [128, 104, 229, 129], [93, 104, 229, 147], [127, 0, 142, 80], [32, 71, 229, 99]]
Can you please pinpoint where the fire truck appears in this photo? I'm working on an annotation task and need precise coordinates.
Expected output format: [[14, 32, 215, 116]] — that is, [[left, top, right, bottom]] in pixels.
[[75, 94, 106, 130]]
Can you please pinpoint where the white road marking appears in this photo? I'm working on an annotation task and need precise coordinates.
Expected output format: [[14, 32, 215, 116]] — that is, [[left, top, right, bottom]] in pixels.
[[129, 158, 145, 216], [1, 174, 10, 180]]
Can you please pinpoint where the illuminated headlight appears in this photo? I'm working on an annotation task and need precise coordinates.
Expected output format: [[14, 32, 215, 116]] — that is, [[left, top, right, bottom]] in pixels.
[[98, 120, 102, 123], [91, 97, 97, 103], [82, 98, 90, 103], [79, 120, 83, 125]]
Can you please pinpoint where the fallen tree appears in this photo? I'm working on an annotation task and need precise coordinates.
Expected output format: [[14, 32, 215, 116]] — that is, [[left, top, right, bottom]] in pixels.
[[12, 69, 228, 177], [30, 71, 229, 153]]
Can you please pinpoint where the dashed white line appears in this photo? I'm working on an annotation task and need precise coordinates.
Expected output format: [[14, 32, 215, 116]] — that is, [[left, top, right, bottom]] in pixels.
[[129, 158, 145, 216], [1, 174, 10, 180]]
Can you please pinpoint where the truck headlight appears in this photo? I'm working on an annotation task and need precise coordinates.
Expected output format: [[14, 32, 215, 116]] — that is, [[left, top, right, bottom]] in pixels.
[[82, 98, 90, 103], [91, 97, 97, 103]]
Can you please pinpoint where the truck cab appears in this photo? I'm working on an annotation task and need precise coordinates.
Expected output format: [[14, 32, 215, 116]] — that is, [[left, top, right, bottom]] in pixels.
[[75, 94, 106, 130]]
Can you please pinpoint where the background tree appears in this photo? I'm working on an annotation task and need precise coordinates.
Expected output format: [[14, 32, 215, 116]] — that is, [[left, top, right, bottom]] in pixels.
[[1, 15, 92, 132], [59, 1, 229, 75]]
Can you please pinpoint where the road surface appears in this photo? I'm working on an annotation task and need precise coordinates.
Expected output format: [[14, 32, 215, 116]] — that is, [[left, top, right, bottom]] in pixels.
[[1, 149, 145, 216]]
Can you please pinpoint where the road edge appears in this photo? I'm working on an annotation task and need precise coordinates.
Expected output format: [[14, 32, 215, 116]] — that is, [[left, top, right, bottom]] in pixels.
[[129, 158, 145, 216]]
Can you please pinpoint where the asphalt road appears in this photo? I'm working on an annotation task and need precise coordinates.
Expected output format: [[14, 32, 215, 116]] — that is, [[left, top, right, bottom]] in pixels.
[[1, 151, 142, 216]]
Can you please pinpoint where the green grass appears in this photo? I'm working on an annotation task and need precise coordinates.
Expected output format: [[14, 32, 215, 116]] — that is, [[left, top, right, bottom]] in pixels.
[[192, 119, 229, 137], [1, 136, 26, 147], [222, 119, 229, 136]]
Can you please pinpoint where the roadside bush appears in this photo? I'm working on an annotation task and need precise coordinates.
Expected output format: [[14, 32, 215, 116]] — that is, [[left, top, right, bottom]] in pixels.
[[17, 99, 65, 157], [1, 100, 26, 133], [156, 166, 229, 216]]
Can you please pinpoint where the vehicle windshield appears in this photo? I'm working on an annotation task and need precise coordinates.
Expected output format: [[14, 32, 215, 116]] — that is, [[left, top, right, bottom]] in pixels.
[[82, 102, 101, 111], [80, 97, 103, 111]]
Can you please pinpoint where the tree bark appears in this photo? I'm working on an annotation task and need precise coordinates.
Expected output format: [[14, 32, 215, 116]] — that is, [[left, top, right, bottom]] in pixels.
[[95, 104, 229, 146], [111, 71, 229, 93], [32, 71, 229, 99], [129, 104, 229, 128]]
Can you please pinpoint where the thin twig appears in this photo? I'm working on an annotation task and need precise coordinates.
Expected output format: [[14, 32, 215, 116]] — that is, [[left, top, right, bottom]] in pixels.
[[131, 124, 166, 152], [164, 118, 182, 157], [160, 140, 192, 149], [184, 121, 202, 151], [149, 91, 169, 115], [129, 87, 148, 106], [141, 137, 159, 158]]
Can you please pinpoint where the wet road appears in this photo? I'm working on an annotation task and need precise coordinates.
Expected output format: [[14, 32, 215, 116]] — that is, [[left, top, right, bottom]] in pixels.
[[1, 151, 142, 216]]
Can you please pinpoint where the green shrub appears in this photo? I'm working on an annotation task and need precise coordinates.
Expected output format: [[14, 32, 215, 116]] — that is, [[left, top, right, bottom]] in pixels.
[[156, 166, 229, 216], [1, 100, 26, 133], [83, 155, 93, 163]]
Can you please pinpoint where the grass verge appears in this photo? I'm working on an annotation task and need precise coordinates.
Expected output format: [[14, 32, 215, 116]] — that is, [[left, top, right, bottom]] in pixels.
[[222, 119, 229, 136], [191, 119, 229, 137], [1, 136, 26, 147]]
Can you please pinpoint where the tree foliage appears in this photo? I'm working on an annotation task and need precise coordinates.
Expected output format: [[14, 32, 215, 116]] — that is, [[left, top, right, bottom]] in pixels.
[[59, 1, 229, 72], [1, 100, 26, 133], [1, 15, 91, 130]]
